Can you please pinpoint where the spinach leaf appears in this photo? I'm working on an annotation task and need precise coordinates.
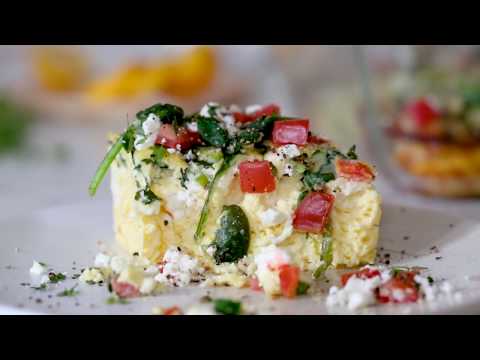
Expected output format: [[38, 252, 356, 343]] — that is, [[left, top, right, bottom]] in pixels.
[[213, 205, 250, 264], [197, 116, 229, 148], [136, 103, 184, 128], [194, 155, 237, 241], [213, 299, 242, 315], [296, 281, 310, 295]]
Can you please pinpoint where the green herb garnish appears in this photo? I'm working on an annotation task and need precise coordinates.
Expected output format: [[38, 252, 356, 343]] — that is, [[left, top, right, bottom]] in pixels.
[[31, 283, 47, 291], [57, 285, 79, 297], [0, 96, 31, 154], [106, 296, 129, 305], [296, 281, 310, 295], [197, 116, 229, 148], [134, 185, 159, 205], [427, 276, 434, 285], [313, 229, 333, 279], [213, 299, 242, 315], [48, 272, 66, 283], [179, 167, 189, 190], [136, 103, 184, 129]]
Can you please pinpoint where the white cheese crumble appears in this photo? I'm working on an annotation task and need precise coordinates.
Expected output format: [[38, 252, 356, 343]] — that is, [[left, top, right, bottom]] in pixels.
[[283, 164, 294, 177], [186, 122, 198, 132], [326, 177, 370, 199], [185, 303, 216, 315], [245, 104, 262, 115], [258, 208, 288, 227], [134, 199, 161, 216], [110, 256, 130, 274], [30, 261, 47, 276], [327, 275, 383, 311], [199, 102, 240, 136], [255, 246, 291, 272], [155, 247, 205, 287], [277, 144, 301, 159], [94, 253, 111, 268], [134, 113, 161, 150], [79, 268, 104, 284]]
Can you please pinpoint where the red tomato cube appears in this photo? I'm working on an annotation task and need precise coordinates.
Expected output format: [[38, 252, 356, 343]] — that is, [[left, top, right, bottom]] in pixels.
[[155, 124, 200, 150], [272, 119, 310, 146], [239, 160, 276, 193], [406, 98, 439, 127], [293, 192, 335, 233], [278, 264, 300, 298], [336, 159, 375, 182]]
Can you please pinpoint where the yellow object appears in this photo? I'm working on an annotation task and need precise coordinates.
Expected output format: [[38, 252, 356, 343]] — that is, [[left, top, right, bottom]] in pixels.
[[87, 46, 216, 102], [31, 46, 89, 92], [110, 141, 382, 289]]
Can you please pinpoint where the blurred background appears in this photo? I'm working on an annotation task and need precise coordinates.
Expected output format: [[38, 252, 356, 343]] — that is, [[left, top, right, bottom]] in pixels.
[[0, 45, 478, 221]]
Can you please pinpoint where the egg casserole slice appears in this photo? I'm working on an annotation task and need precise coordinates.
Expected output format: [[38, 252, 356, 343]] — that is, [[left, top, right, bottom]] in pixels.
[[90, 102, 382, 297]]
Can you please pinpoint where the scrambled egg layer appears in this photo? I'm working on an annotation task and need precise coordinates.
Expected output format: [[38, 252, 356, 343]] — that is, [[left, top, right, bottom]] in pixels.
[[111, 146, 382, 287]]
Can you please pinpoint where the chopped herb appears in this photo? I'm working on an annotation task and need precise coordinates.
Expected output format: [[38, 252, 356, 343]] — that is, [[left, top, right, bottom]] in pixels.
[[427, 276, 434, 285], [213, 299, 242, 315], [136, 103, 184, 129], [57, 285, 79, 297], [143, 145, 168, 168], [48, 272, 66, 283], [31, 283, 47, 291], [106, 296, 129, 305], [313, 229, 333, 279], [134, 185, 159, 205], [179, 168, 189, 189], [71, 274, 80, 280], [346, 145, 358, 160], [296, 281, 310, 295]]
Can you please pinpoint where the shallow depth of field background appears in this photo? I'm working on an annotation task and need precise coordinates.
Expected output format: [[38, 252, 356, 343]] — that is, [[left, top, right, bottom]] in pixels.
[[0, 45, 478, 221]]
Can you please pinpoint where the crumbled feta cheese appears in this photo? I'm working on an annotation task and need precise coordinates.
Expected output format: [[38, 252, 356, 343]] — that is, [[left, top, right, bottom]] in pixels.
[[79, 268, 104, 284], [255, 246, 291, 272], [186, 122, 198, 133], [30, 261, 47, 276], [134, 199, 161, 216], [277, 144, 301, 159], [185, 303, 216, 315], [110, 256, 130, 274], [245, 104, 262, 114], [144, 265, 159, 276], [222, 114, 239, 136], [134, 113, 161, 150], [167, 148, 177, 154], [283, 164, 294, 177], [200, 102, 220, 117], [155, 247, 205, 287], [94, 253, 111, 268], [258, 208, 288, 227], [185, 150, 195, 161], [326, 275, 382, 311], [326, 177, 370, 199]]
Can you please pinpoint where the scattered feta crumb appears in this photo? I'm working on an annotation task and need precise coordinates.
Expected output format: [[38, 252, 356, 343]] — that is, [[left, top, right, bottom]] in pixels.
[[94, 253, 111, 268], [185, 303, 216, 315], [155, 247, 205, 287], [30, 261, 47, 276], [167, 148, 177, 154], [245, 104, 262, 114], [258, 208, 288, 227], [326, 177, 370, 199], [134, 113, 161, 150], [186, 122, 198, 133], [79, 268, 104, 284], [327, 275, 382, 311], [110, 256, 130, 274]]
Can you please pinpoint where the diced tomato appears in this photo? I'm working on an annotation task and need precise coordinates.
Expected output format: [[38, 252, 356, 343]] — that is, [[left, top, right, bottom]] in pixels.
[[293, 192, 335, 233], [341, 268, 381, 287], [239, 160, 276, 193], [376, 271, 419, 304], [250, 277, 263, 292], [233, 104, 281, 123], [155, 124, 201, 150], [308, 134, 329, 145], [272, 119, 310, 146], [278, 264, 300, 298], [111, 278, 140, 299], [336, 158, 375, 182], [406, 98, 440, 127], [163, 306, 183, 315]]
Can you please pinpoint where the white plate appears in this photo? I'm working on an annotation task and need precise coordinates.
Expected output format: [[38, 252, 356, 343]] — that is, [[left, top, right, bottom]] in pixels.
[[1, 200, 480, 315]]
